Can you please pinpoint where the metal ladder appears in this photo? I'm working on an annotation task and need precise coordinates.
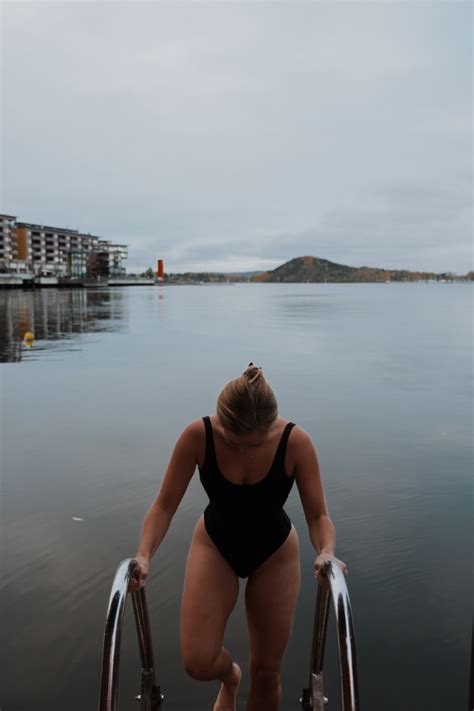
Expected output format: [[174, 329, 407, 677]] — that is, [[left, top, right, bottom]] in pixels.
[[299, 559, 360, 710], [98, 559, 164, 711], [98, 558, 360, 710]]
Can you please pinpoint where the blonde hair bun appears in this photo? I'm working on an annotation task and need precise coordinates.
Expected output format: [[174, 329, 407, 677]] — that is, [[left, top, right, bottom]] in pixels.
[[243, 362, 264, 384]]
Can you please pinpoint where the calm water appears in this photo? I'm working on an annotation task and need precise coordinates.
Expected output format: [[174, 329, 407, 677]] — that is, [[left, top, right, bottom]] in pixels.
[[0, 283, 472, 711]]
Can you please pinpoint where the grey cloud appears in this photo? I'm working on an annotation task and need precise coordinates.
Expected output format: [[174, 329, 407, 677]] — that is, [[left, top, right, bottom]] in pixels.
[[2, 1, 471, 274], [157, 176, 472, 268]]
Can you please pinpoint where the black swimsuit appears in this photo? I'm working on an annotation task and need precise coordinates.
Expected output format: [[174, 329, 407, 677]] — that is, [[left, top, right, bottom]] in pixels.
[[198, 416, 296, 578]]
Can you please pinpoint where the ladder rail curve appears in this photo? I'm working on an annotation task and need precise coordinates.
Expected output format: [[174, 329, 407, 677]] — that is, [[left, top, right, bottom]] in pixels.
[[98, 558, 164, 711], [300, 559, 360, 710], [98, 557, 359, 710]]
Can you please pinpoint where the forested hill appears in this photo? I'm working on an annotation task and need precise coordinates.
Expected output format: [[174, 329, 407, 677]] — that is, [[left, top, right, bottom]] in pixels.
[[160, 257, 471, 283], [250, 256, 465, 283]]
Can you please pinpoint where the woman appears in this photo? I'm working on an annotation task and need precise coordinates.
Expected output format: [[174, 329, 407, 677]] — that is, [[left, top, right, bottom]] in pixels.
[[129, 363, 348, 711]]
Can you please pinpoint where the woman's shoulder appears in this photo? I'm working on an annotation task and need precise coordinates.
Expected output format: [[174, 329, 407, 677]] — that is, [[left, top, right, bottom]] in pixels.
[[283, 422, 318, 478], [174, 419, 207, 466], [181, 417, 207, 439], [285, 421, 316, 448], [172, 419, 207, 451]]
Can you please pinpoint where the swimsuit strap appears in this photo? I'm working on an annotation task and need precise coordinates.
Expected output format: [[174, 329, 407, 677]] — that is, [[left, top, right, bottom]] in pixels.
[[271, 421, 296, 471], [202, 415, 218, 470]]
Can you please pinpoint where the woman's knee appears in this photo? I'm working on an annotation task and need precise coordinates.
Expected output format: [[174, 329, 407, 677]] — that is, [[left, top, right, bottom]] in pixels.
[[183, 650, 219, 680], [249, 662, 282, 688]]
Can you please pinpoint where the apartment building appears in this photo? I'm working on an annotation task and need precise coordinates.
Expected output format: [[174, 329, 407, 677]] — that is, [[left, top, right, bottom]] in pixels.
[[0, 214, 128, 277], [0, 214, 20, 272]]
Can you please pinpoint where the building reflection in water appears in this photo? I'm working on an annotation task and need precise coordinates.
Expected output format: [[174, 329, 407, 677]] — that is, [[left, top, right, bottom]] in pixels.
[[0, 288, 128, 362]]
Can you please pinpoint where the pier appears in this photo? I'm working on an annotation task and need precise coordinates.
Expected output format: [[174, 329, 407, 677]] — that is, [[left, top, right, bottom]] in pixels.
[[0, 275, 157, 289]]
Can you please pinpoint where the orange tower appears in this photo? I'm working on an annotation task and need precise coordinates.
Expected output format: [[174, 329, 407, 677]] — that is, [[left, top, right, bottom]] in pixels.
[[156, 259, 164, 281]]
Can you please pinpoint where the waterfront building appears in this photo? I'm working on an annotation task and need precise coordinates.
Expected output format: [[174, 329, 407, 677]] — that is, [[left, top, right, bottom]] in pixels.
[[0, 214, 26, 273], [0, 213, 128, 278]]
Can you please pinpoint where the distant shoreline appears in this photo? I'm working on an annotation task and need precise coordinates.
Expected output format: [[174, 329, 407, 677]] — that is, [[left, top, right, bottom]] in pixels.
[[0, 276, 471, 289], [1, 254, 471, 288]]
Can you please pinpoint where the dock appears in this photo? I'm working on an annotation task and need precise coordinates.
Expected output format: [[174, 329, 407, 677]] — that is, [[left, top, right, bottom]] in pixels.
[[0, 275, 158, 289]]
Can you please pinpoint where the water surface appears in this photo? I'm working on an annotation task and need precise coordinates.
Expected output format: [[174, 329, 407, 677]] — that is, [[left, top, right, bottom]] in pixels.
[[1, 283, 472, 710]]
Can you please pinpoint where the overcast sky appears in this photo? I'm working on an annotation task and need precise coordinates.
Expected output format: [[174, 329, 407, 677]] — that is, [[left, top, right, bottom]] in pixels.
[[1, 1, 472, 274]]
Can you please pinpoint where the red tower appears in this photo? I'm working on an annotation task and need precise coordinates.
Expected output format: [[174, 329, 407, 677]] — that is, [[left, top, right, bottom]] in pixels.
[[156, 259, 164, 280]]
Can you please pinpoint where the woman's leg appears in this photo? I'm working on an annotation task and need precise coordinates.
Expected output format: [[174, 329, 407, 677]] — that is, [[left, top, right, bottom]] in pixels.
[[244, 525, 301, 711], [180, 514, 242, 710]]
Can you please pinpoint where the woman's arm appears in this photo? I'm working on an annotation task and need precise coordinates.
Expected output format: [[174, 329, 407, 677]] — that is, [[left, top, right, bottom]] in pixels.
[[293, 427, 335, 552], [293, 427, 348, 580], [133, 420, 201, 560]]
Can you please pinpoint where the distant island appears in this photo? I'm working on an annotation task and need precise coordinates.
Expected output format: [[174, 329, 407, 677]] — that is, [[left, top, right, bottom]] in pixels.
[[158, 256, 473, 284]]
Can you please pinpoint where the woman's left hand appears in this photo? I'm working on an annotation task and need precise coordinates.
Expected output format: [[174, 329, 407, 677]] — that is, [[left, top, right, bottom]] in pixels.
[[314, 552, 349, 587]]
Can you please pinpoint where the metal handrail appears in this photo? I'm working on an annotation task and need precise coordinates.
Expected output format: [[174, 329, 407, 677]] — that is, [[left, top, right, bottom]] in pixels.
[[98, 558, 164, 711], [99, 557, 357, 710], [300, 560, 360, 710]]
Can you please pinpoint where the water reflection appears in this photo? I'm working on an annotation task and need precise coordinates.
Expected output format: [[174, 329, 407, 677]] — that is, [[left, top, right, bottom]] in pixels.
[[156, 287, 166, 320], [273, 290, 351, 326], [0, 288, 129, 362]]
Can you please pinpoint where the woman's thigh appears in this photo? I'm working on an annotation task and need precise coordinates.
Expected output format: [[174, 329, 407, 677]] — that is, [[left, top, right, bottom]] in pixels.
[[244, 525, 301, 671], [180, 514, 240, 667]]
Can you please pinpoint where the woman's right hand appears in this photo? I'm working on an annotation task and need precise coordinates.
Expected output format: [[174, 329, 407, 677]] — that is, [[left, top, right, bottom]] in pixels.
[[128, 554, 150, 593]]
